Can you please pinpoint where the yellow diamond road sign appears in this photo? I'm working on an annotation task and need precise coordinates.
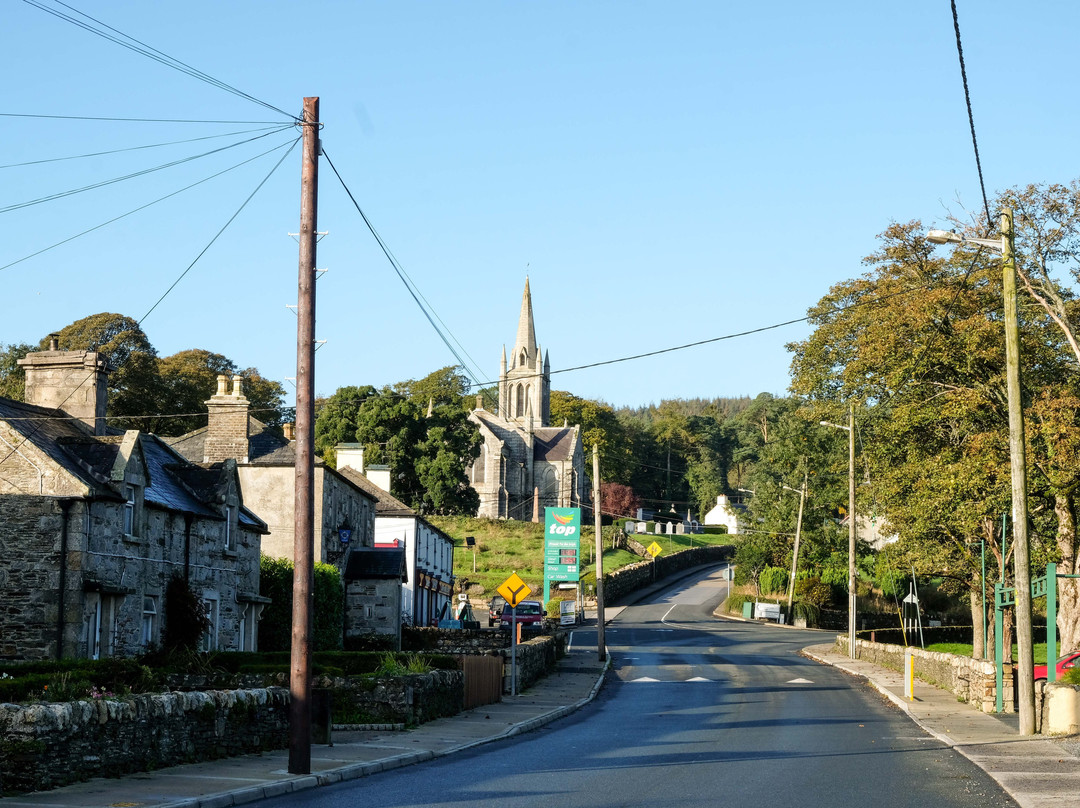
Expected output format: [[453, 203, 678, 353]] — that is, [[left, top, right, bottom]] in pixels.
[[497, 573, 532, 607], [646, 541, 663, 558]]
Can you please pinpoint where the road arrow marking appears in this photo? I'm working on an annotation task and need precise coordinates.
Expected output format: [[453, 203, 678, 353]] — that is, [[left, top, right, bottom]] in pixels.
[[686, 676, 712, 682]]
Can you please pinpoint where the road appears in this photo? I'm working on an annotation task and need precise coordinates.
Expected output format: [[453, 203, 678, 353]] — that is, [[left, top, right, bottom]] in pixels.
[[256, 566, 1018, 808]]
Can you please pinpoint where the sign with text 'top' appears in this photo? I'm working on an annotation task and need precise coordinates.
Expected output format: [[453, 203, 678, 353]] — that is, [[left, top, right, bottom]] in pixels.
[[543, 507, 581, 601]]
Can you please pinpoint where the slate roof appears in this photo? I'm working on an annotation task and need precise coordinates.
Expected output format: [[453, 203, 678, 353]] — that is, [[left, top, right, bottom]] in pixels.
[[344, 547, 408, 581], [533, 427, 578, 462], [0, 395, 265, 529], [337, 466, 414, 517], [168, 416, 295, 465]]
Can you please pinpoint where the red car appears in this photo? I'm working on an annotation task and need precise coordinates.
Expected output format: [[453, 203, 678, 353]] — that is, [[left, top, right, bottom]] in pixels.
[[1034, 650, 1080, 682], [499, 600, 545, 630]]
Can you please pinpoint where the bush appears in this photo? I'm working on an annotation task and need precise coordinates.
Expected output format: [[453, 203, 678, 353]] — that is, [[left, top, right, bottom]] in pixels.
[[163, 573, 211, 652], [258, 555, 344, 652], [759, 566, 788, 595], [796, 577, 834, 609]]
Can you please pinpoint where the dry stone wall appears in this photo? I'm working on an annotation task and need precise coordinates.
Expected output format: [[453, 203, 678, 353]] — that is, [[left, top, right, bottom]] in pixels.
[[0, 687, 289, 795], [603, 544, 733, 605]]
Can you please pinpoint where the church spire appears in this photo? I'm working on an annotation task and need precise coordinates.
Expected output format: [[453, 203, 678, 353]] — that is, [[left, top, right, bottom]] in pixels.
[[513, 276, 538, 364]]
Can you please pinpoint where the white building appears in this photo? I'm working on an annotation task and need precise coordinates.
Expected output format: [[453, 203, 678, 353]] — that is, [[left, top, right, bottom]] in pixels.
[[703, 494, 744, 534], [336, 446, 456, 627]]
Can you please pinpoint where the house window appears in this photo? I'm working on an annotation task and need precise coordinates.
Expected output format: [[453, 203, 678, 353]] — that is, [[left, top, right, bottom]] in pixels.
[[201, 596, 219, 651], [141, 595, 158, 646], [86, 594, 118, 659], [123, 485, 137, 536], [238, 603, 250, 652], [224, 505, 235, 551]]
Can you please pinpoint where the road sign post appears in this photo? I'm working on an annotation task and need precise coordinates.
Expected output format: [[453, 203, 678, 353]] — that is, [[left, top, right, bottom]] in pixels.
[[497, 573, 532, 696]]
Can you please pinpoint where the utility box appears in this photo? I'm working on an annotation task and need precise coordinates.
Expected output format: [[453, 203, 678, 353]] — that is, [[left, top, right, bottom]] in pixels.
[[742, 601, 753, 619]]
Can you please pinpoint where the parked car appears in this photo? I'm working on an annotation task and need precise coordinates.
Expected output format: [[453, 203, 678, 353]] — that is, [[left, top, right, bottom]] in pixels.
[[488, 595, 506, 627], [1034, 649, 1080, 682], [499, 600, 545, 630]]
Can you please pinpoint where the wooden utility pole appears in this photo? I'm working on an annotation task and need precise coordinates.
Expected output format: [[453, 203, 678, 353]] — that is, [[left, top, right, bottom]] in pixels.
[[848, 403, 856, 659], [593, 444, 606, 662], [289, 96, 319, 775], [1002, 207, 1035, 735]]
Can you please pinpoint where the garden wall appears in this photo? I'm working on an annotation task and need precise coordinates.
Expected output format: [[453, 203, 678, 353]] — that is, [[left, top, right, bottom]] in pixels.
[[835, 635, 1008, 713], [505, 633, 567, 694], [321, 669, 464, 726], [0, 687, 289, 795]]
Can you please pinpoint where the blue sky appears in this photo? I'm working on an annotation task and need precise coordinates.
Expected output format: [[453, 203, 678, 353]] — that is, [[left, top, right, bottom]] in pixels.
[[3, 1, 1075, 409]]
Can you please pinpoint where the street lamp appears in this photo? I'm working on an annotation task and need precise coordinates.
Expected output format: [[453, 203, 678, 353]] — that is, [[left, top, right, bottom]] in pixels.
[[820, 407, 857, 659], [782, 472, 808, 613], [928, 210, 1035, 736]]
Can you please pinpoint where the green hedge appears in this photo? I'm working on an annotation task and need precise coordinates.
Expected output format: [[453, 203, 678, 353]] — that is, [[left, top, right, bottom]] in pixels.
[[258, 556, 344, 652]]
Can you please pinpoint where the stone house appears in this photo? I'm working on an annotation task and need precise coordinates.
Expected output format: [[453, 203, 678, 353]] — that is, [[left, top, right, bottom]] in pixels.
[[467, 279, 587, 520], [337, 445, 456, 627], [343, 546, 407, 649], [0, 346, 268, 661], [168, 376, 379, 572], [168, 378, 395, 645]]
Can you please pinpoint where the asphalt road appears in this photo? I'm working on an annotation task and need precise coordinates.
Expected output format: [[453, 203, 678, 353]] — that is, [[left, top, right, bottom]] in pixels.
[[255, 566, 1018, 808]]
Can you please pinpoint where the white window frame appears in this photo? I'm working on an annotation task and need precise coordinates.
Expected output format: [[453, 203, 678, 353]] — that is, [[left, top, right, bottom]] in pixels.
[[141, 595, 158, 646], [123, 484, 136, 536], [224, 505, 235, 551], [201, 595, 220, 651]]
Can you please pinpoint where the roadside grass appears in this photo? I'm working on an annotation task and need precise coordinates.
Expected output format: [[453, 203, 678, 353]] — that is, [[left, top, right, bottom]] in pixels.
[[428, 515, 729, 599], [925, 642, 1048, 664]]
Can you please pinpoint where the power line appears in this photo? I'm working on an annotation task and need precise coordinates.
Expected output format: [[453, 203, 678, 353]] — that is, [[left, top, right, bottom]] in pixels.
[[2, 127, 293, 214], [0, 113, 287, 124], [0, 125, 290, 169], [949, 0, 992, 228], [19, 0, 295, 120], [1, 136, 300, 273]]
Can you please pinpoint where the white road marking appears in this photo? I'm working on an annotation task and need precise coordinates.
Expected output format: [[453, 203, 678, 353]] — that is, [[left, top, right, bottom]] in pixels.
[[787, 678, 814, 684]]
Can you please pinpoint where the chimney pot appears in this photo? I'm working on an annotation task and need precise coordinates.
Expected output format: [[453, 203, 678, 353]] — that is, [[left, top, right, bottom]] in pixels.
[[216, 375, 228, 396]]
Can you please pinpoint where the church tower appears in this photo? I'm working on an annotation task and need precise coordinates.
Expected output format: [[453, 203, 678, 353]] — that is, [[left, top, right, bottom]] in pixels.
[[499, 278, 550, 426]]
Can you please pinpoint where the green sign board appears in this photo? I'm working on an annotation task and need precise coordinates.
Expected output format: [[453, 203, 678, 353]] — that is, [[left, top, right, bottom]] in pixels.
[[543, 507, 581, 602]]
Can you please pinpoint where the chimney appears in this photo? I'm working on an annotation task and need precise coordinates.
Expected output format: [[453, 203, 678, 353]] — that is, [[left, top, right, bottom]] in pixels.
[[18, 343, 110, 435], [335, 443, 365, 474], [204, 374, 250, 463], [475, 394, 484, 411], [282, 422, 295, 441]]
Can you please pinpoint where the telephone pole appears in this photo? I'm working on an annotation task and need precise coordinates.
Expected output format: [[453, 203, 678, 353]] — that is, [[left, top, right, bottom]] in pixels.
[[289, 96, 319, 775], [784, 469, 807, 612], [1002, 207, 1035, 735], [592, 444, 606, 662]]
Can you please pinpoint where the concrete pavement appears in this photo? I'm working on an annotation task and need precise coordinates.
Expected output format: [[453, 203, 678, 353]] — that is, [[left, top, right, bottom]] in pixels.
[[805, 642, 1080, 808]]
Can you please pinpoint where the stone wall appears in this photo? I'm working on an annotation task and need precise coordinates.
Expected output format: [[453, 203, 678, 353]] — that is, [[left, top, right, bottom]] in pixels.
[[402, 626, 509, 653], [836, 636, 1006, 713], [323, 669, 464, 726], [603, 544, 733, 605], [0, 687, 289, 795], [504, 633, 567, 694]]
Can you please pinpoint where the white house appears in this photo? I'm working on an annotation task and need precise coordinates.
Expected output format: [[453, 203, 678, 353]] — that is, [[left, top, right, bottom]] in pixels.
[[703, 494, 744, 534]]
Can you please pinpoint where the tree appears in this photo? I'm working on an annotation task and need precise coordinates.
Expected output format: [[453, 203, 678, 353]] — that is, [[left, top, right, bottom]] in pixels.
[[0, 342, 32, 400], [598, 482, 641, 520], [46, 312, 163, 430], [315, 379, 481, 515], [550, 391, 635, 485], [155, 349, 287, 436]]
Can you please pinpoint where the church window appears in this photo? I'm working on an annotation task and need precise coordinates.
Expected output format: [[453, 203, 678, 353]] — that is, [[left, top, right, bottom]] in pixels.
[[474, 451, 485, 483], [516, 384, 524, 417], [520, 349, 527, 366]]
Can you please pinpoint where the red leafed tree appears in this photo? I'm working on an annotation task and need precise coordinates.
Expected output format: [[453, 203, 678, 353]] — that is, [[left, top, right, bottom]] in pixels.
[[599, 482, 640, 520]]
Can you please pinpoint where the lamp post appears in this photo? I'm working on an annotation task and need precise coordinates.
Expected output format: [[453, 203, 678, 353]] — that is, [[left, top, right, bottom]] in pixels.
[[821, 406, 856, 659], [928, 210, 1034, 735], [782, 471, 808, 613]]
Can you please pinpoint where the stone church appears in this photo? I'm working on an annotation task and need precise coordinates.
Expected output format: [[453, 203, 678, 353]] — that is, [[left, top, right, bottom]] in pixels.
[[467, 279, 587, 519]]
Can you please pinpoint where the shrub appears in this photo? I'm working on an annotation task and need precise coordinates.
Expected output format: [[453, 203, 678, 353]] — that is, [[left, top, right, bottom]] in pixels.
[[163, 573, 211, 652], [258, 555, 344, 652], [759, 566, 788, 595], [795, 576, 834, 609]]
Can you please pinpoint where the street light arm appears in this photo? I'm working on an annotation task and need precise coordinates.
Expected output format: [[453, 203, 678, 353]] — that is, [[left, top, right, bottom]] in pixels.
[[927, 229, 1003, 253], [820, 420, 850, 431]]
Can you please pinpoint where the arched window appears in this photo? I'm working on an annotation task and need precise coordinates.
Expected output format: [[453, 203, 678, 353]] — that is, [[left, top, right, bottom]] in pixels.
[[516, 384, 524, 417], [520, 349, 527, 366], [473, 450, 485, 483], [525, 385, 531, 414], [541, 467, 559, 506]]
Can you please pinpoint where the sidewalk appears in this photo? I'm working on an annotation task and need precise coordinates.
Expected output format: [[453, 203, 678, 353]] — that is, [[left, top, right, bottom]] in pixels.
[[0, 646, 610, 808], [805, 642, 1080, 808]]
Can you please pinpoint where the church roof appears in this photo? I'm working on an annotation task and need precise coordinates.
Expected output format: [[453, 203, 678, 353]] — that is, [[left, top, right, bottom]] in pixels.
[[533, 427, 579, 462]]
